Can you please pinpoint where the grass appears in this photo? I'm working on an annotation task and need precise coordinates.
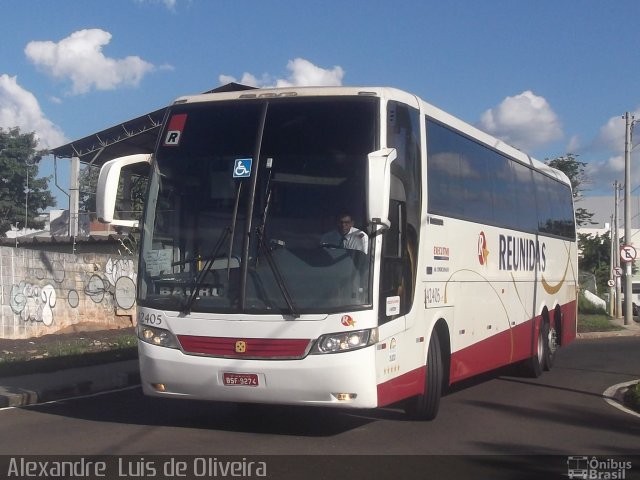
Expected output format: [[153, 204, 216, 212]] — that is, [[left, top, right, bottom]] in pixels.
[[623, 382, 640, 413], [577, 313, 625, 333], [0, 331, 138, 378]]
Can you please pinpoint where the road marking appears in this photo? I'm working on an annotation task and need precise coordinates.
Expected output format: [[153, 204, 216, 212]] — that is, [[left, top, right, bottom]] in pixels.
[[0, 385, 140, 412], [603, 380, 640, 419]]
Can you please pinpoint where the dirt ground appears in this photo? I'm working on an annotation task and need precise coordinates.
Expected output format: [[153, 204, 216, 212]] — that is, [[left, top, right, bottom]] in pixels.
[[0, 326, 136, 363]]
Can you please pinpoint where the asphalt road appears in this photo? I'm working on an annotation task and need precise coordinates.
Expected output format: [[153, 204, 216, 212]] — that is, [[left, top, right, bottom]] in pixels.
[[1, 337, 639, 479]]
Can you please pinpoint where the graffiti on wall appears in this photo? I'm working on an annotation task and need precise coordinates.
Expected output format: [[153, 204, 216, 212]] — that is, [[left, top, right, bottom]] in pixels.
[[84, 258, 137, 310], [9, 282, 57, 325], [8, 256, 136, 327]]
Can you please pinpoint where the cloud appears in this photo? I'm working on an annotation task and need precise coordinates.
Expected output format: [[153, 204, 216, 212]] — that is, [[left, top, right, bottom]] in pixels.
[[25, 29, 156, 95], [582, 111, 640, 194], [219, 58, 345, 88], [0, 74, 66, 149], [135, 0, 179, 10], [566, 135, 581, 153], [593, 111, 640, 153], [479, 91, 563, 151]]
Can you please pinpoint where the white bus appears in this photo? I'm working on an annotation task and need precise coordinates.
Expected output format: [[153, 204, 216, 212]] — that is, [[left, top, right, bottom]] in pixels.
[[98, 85, 577, 420]]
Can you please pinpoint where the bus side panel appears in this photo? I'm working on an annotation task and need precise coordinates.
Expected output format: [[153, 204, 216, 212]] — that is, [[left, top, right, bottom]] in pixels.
[[374, 314, 430, 407], [560, 299, 577, 345], [449, 326, 515, 383], [449, 298, 576, 383], [376, 366, 425, 407]]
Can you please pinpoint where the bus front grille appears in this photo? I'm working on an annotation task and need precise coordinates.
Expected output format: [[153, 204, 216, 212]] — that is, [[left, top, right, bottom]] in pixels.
[[177, 335, 313, 360]]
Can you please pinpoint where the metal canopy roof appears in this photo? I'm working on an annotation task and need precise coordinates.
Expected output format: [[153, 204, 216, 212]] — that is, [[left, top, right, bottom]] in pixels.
[[49, 83, 255, 167]]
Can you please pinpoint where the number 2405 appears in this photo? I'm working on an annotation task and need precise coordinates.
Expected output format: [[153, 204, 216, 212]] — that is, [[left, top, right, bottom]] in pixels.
[[138, 311, 163, 325]]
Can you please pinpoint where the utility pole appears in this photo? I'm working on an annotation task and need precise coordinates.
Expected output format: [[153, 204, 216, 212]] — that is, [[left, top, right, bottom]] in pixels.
[[615, 181, 622, 318], [623, 112, 634, 325], [610, 213, 615, 316], [69, 156, 79, 237]]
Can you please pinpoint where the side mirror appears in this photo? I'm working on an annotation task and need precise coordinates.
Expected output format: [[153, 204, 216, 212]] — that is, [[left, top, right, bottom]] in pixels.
[[97, 153, 151, 227], [367, 148, 397, 229]]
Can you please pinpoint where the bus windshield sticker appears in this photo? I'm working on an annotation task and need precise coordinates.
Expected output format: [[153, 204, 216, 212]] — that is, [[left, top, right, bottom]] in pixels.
[[143, 249, 173, 276], [386, 296, 400, 316], [233, 158, 252, 178], [163, 113, 187, 146]]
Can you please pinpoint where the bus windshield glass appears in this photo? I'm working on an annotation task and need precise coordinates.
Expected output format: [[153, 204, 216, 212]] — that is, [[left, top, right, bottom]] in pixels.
[[138, 96, 378, 315]]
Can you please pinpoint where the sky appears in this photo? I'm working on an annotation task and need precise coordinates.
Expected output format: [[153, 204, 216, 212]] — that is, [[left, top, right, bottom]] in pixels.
[[2, 0, 640, 211]]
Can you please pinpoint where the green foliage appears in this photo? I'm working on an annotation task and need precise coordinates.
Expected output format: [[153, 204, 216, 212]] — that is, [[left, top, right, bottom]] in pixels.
[[546, 153, 587, 196], [545, 153, 596, 227], [79, 164, 147, 222], [578, 292, 607, 315], [624, 382, 640, 413], [0, 127, 56, 237], [578, 232, 612, 293]]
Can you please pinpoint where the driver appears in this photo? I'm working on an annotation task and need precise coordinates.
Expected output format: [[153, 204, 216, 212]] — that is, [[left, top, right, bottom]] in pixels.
[[321, 213, 368, 253]]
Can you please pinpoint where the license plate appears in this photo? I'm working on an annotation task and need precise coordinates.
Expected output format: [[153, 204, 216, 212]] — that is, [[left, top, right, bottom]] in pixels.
[[223, 373, 259, 387]]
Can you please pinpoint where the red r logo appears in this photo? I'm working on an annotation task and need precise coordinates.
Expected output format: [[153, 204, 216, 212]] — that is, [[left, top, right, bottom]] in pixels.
[[478, 232, 489, 265]]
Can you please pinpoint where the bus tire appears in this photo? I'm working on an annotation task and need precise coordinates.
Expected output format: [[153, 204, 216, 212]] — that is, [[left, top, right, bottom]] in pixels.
[[522, 321, 545, 378], [543, 317, 557, 371], [405, 329, 442, 421]]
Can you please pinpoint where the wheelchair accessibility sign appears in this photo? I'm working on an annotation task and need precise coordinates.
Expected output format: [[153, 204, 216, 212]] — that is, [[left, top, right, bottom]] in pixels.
[[233, 158, 252, 178]]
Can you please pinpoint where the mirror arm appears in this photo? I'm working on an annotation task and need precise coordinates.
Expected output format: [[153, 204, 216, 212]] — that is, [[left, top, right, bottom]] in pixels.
[[366, 148, 397, 230]]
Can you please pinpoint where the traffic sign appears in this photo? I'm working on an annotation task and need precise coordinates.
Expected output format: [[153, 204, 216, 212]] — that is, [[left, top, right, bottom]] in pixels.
[[613, 267, 623, 277], [620, 244, 637, 263], [608, 279, 615, 287]]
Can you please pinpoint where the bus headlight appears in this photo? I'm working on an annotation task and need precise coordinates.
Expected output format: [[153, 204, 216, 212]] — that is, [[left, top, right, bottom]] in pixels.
[[137, 324, 179, 349], [311, 328, 378, 354]]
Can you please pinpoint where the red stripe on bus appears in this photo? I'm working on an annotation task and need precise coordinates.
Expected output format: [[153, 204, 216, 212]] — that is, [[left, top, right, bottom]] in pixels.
[[450, 299, 577, 383], [376, 366, 425, 407]]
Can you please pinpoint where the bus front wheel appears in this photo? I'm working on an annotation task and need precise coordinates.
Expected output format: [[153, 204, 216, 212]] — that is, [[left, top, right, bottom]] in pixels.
[[405, 329, 443, 421]]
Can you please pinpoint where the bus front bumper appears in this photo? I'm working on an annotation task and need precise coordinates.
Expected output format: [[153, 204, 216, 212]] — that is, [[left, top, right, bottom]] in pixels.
[[138, 341, 379, 409]]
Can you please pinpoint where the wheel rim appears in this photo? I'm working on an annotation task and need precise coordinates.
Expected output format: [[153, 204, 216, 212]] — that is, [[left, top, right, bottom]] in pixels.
[[548, 327, 558, 354], [537, 326, 545, 365]]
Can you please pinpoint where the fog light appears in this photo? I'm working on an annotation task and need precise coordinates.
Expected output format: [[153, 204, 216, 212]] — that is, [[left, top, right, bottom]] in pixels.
[[334, 393, 357, 401], [151, 383, 166, 392]]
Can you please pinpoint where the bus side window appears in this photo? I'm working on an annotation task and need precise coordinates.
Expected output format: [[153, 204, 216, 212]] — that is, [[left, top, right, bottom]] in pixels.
[[380, 200, 411, 323]]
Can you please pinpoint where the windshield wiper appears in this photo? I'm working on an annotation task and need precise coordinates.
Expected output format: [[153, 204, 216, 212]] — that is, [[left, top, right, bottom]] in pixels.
[[181, 177, 245, 314], [255, 157, 274, 264], [256, 226, 299, 317], [252, 157, 297, 316], [180, 227, 230, 314], [226, 181, 243, 281]]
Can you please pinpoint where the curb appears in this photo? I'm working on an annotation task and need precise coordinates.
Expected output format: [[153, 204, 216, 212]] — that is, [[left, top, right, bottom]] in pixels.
[[603, 381, 640, 419], [0, 362, 140, 408], [577, 329, 640, 339]]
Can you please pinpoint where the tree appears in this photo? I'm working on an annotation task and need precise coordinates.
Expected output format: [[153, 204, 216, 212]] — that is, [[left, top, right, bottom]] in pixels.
[[78, 164, 99, 217], [0, 128, 55, 237], [545, 153, 596, 227], [577, 232, 611, 293], [79, 163, 147, 222]]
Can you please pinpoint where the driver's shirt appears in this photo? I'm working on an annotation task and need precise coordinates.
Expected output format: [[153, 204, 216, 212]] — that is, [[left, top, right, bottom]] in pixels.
[[321, 227, 368, 253]]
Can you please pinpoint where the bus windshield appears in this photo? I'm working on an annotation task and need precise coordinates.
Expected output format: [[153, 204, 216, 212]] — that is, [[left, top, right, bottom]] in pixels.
[[138, 96, 378, 315]]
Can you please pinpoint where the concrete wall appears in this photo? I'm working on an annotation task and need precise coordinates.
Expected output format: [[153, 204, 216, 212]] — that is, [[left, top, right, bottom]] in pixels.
[[0, 246, 136, 340]]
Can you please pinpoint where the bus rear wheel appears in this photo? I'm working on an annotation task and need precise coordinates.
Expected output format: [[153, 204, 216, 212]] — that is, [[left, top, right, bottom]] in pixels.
[[521, 321, 545, 378], [543, 318, 557, 371], [405, 329, 442, 420]]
